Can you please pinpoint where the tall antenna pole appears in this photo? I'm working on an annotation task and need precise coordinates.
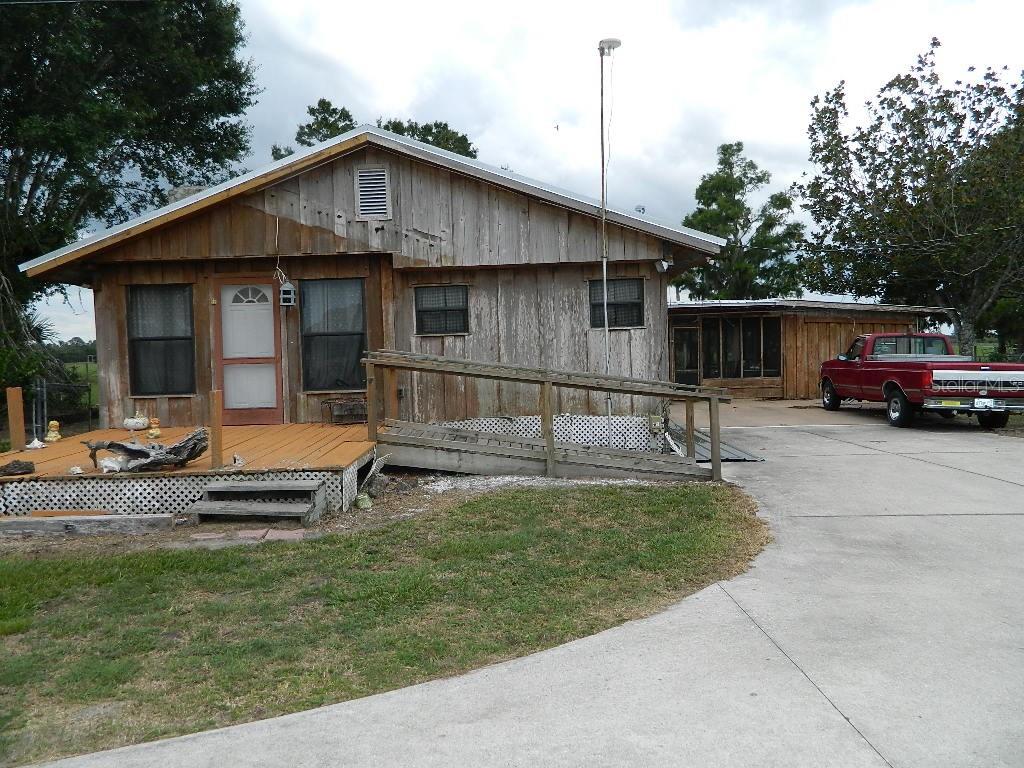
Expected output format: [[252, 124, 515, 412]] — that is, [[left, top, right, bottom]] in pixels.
[[598, 38, 620, 447]]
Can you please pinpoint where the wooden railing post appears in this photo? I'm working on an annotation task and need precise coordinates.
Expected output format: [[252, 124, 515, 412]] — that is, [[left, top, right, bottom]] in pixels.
[[6, 387, 25, 452], [708, 396, 722, 481], [684, 399, 696, 459], [382, 366, 397, 422], [540, 380, 555, 477], [366, 362, 378, 441], [209, 390, 223, 469]]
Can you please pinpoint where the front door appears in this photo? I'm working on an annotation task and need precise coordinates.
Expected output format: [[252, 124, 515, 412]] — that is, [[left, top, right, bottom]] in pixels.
[[673, 327, 700, 386], [218, 283, 282, 425]]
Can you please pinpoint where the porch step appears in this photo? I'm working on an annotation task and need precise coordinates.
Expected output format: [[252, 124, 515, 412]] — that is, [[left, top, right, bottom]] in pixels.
[[187, 500, 313, 519], [187, 479, 327, 526]]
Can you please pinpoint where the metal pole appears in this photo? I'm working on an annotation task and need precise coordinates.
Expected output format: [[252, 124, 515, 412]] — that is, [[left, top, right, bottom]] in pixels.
[[600, 44, 612, 447]]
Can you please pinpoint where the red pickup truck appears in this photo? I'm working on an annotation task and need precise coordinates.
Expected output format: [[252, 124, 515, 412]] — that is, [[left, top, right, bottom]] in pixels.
[[819, 332, 1024, 428]]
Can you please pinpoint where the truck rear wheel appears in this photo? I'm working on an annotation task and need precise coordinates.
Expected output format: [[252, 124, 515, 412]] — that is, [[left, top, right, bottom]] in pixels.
[[977, 412, 1010, 430], [886, 391, 915, 428], [821, 380, 841, 411]]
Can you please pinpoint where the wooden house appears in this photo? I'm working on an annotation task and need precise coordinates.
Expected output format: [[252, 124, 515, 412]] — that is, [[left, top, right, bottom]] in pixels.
[[668, 299, 946, 399], [22, 126, 723, 428]]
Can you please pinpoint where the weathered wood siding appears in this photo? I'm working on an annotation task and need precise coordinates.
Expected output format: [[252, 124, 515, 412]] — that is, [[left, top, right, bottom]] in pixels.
[[94, 146, 690, 271], [784, 313, 919, 399], [93, 255, 668, 427], [84, 145, 684, 428], [92, 255, 388, 428], [392, 261, 668, 422]]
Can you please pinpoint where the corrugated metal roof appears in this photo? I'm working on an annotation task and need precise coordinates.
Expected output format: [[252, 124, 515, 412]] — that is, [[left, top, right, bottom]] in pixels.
[[20, 125, 724, 276], [668, 298, 948, 315]]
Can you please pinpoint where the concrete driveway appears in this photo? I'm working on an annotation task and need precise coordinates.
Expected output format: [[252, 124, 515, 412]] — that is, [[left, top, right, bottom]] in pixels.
[[45, 412, 1024, 767]]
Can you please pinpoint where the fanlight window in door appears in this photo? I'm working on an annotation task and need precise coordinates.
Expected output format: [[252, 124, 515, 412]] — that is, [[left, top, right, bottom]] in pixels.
[[231, 286, 270, 304]]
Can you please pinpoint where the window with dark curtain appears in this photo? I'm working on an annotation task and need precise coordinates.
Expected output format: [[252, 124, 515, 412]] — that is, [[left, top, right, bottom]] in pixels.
[[300, 279, 366, 391], [702, 319, 721, 378], [722, 318, 742, 378], [742, 317, 763, 377], [589, 278, 644, 328], [415, 285, 469, 334], [762, 317, 782, 376], [127, 285, 195, 396]]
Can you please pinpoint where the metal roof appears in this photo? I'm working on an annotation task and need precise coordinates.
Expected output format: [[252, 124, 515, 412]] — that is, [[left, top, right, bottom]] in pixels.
[[667, 298, 949, 315], [20, 125, 724, 277]]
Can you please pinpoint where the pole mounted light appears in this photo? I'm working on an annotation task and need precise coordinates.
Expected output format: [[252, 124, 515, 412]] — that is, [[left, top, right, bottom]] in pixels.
[[598, 37, 620, 446]]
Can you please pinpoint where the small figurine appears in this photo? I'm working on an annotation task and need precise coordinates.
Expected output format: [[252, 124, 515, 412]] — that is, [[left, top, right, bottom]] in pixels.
[[123, 411, 150, 432], [146, 417, 162, 440], [44, 420, 62, 442]]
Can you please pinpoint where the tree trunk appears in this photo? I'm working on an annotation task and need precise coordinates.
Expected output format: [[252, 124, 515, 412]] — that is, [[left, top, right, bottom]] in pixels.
[[954, 316, 977, 359]]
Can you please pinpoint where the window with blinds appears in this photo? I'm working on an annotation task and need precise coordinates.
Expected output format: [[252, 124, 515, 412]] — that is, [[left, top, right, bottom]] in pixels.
[[355, 167, 391, 220], [589, 278, 645, 329], [127, 285, 196, 396], [415, 285, 469, 334], [300, 279, 367, 391]]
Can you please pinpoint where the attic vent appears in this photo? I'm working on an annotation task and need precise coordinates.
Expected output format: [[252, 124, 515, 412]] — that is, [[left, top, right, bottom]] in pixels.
[[355, 167, 391, 220]]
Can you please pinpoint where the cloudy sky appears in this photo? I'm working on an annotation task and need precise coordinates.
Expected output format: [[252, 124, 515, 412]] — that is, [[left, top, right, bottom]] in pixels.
[[38, 0, 1024, 339]]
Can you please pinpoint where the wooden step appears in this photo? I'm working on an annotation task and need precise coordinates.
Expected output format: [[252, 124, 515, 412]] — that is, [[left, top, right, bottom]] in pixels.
[[187, 499, 317, 525]]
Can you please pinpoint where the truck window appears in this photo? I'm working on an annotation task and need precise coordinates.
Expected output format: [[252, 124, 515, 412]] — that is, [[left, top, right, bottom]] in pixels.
[[872, 337, 896, 355], [913, 337, 948, 354], [873, 336, 949, 355], [845, 338, 865, 360]]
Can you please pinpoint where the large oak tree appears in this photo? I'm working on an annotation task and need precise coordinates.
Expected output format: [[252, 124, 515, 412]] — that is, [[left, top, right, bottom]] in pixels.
[[0, 0, 258, 379], [799, 39, 1024, 352]]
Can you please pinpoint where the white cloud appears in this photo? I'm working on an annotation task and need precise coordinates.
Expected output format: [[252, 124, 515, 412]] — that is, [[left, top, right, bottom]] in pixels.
[[36, 0, 1024, 338]]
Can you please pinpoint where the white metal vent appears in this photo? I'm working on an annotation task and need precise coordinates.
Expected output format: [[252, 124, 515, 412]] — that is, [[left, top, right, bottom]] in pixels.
[[355, 167, 391, 220]]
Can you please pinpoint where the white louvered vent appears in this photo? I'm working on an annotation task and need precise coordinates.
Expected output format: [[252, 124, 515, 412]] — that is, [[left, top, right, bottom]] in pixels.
[[355, 167, 391, 220]]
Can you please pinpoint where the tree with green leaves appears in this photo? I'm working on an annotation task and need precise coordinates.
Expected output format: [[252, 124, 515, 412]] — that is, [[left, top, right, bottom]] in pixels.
[[272, 99, 478, 160], [272, 99, 355, 160], [375, 118, 478, 158], [799, 39, 1024, 353], [675, 142, 803, 300], [1, 0, 258, 381]]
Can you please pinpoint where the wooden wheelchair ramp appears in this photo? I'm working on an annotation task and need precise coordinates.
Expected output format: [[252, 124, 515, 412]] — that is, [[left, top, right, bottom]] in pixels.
[[364, 351, 732, 481], [379, 419, 711, 480]]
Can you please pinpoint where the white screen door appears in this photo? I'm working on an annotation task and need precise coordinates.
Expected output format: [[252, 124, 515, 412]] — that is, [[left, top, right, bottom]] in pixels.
[[219, 284, 280, 422]]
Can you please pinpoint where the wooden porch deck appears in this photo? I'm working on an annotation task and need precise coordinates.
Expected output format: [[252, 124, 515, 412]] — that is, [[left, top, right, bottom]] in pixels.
[[0, 423, 374, 482]]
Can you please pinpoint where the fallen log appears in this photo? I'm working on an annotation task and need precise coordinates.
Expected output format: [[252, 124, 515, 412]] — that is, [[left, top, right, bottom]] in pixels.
[[83, 428, 209, 472]]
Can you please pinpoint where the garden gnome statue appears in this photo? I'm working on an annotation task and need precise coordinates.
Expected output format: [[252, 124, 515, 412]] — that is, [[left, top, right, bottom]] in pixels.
[[44, 420, 62, 442], [147, 418, 162, 440]]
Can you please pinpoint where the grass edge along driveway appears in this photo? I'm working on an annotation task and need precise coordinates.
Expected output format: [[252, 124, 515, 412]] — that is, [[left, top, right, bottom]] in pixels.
[[0, 483, 766, 766]]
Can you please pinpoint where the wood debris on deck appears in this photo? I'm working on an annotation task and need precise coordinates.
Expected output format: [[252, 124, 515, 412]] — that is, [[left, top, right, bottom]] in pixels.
[[0, 424, 374, 481]]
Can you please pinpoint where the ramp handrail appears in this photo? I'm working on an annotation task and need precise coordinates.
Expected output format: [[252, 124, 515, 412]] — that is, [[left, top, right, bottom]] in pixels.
[[362, 350, 728, 481]]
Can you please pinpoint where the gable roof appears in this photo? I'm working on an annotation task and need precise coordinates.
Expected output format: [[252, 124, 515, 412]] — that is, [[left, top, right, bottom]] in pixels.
[[20, 125, 724, 278]]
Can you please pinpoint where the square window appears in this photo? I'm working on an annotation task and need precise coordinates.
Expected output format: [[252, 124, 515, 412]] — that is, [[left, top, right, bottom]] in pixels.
[[589, 278, 644, 329], [415, 285, 469, 334]]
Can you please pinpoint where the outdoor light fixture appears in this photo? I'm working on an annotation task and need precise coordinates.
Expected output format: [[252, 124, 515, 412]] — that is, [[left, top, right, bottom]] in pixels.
[[279, 280, 296, 306], [598, 38, 621, 55], [655, 259, 672, 273]]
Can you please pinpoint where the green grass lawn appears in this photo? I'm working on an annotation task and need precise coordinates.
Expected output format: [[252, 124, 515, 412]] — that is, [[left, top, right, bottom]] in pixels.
[[0, 483, 764, 766]]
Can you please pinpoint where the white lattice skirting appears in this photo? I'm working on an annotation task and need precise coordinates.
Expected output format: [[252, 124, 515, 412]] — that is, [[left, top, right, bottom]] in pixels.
[[439, 414, 667, 453], [1, 462, 367, 517]]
